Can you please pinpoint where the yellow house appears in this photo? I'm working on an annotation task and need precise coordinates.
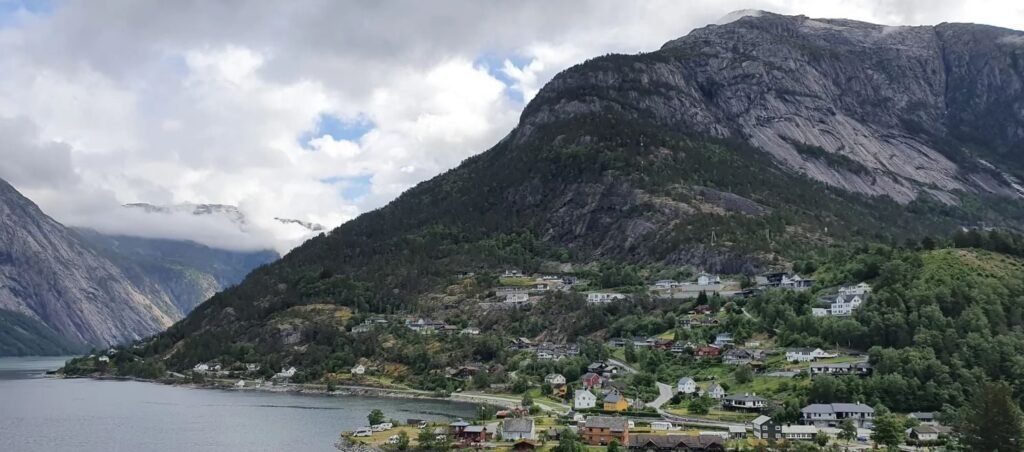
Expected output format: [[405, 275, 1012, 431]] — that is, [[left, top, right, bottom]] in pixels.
[[603, 392, 629, 412]]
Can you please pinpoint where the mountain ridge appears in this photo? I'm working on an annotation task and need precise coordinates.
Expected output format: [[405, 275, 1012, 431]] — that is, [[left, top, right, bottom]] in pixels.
[[82, 13, 1024, 374]]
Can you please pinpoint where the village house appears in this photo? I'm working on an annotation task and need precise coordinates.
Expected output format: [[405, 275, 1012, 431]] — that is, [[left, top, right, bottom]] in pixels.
[[723, 348, 766, 365], [587, 361, 618, 377], [697, 273, 721, 286], [694, 346, 722, 359], [275, 366, 297, 378], [704, 383, 726, 399], [751, 415, 780, 441], [582, 416, 630, 446], [607, 338, 628, 348], [627, 434, 726, 451], [581, 372, 603, 389], [839, 282, 872, 296], [98, 356, 110, 363], [670, 341, 688, 354], [677, 377, 697, 394], [650, 421, 673, 431], [829, 294, 866, 316], [781, 425, 818, 441], [809, 362, 872, 377], [723, 394, 767, 411], [785, 348, 836, 362], [908, 425, 952, 442], [574, 389, 597, 409], [505, 293, 530, 304], [908, 412, 937, 425], [460, 327, 480, 335], [405, 318, 448, 334], [502, 270, 523, 278], [496, 286, 531, 297], [501, 418, 536, 441], [801, 403, 875, 428], [350, 364, 365, 375], [780, 274, 814, 290], [544, 373, 566, 386], [713, 333, 734, 347], [448, 419, 490, 443], [587, 292, 627, 303], [603, 391, 629, 412], [811, 308, 829, 317]]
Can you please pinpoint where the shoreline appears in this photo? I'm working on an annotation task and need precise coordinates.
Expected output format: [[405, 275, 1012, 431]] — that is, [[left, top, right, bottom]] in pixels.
[[58, 373, 521, 410]]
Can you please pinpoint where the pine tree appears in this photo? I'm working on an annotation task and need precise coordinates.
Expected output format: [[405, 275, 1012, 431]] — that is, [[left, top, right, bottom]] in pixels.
[[960, 382, 1024, 452]]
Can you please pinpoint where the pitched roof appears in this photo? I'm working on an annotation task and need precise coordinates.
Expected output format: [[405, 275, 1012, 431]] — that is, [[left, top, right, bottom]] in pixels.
[[575, 389, 595, 399], [628, 434, 725, 449], [752, 415, 772, 426], [603, 392, 623, 403], [725, 394, 766, 402], [801, 403, 874, 414], [677, 377, 695, 385], [502, 418, 534, 433], [707, 383, 724, 392], [584, 416, 628, 431]]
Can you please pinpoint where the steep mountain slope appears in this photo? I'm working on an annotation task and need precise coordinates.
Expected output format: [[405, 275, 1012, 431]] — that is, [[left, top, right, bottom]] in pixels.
[[0, 178, 178, 348], [0, 179, 277, 353], [133, 13, 1024, 370], [73, 230, 278, 314]]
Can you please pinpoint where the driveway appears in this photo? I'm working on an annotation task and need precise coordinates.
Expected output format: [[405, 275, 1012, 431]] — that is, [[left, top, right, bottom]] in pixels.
[[646, 382, 674, 409]]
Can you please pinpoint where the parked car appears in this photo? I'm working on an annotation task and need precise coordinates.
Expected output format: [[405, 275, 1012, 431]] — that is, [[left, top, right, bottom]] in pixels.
[[371, 424, 386, 432], [353, 427, 372, 437]]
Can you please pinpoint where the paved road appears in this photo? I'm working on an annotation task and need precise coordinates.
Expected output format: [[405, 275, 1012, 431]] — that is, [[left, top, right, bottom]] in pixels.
[[646, 382, 674, 409], [607, 358, 638, 374]]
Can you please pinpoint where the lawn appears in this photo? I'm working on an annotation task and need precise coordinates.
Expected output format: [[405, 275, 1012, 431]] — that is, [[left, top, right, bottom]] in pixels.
[[499, 277, 537, 286]]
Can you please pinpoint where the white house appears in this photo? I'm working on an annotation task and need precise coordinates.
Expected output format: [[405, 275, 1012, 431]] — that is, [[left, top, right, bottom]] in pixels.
[[574, 389, 597, 409], [801, 403, 875, 428], [193, 363, 210, 372], [724, 394, 768, 410], [505, 293, 529, 303], [460, 327, 480, 335], [351, 364, 366, 375], [812, 308, 829, 317], [704, 383, 726, 399], [501, 418, 535, 441], [544, 373, 566, 386], [830, 294, 864, 316], [677, 377, 697, 394], [98, 356, 110, 363], [587, 292, 626, 303], [697, 274, 721, 286], [235, 380, 246, 388], [781, 425, 818, 441], [839, 282, 871, 296], [785, 348, 835, 362], [276, 366, 297, 378]]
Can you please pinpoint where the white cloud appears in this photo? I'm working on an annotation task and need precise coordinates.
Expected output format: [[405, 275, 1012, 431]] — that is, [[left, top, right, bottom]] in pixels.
[[0, 0, 1021, 253]]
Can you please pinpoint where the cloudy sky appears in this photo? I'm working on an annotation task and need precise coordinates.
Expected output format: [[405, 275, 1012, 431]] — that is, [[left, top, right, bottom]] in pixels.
[[1, 0, 1022, 253]]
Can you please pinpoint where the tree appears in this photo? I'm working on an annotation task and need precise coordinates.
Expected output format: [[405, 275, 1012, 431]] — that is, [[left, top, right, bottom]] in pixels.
[[395, 430, 409, 450], [607, 439, 622, 452], [837, 419, 857, 449], [814, 431, 829, 447], [522, 393, 534, 407], [960, 381, 1024, 452], [734, 365, 754, 384], [688, 395, 713, 415], [368, 409, 385, 426], [552, 429, 587, 452], [871, 413, 903, 450], [476, 404, 496, 421], [541, 383, 553, 396]]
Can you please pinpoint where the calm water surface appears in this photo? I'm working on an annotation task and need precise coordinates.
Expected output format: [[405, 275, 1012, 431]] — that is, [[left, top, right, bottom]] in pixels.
[[0, 356, 476, 452]]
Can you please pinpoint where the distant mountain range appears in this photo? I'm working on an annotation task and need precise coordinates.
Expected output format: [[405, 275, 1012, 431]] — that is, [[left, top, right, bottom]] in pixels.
[[0, 180, 277, 355]]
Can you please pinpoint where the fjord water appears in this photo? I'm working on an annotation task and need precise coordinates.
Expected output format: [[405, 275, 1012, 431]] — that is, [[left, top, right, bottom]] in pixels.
[[0, 357, 476, 451]]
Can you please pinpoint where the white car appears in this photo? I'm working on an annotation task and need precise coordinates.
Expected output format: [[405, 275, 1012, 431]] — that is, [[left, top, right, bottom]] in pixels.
[[353, 427, 372, 437], [379, 422, 393, 430], [371, 424, 386, 432]]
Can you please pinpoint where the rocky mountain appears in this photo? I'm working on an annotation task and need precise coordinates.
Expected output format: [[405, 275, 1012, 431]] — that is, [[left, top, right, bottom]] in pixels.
[[0, 178, 178, 349], [125, 13, 1024, 370], [0, 179, 277, 354]]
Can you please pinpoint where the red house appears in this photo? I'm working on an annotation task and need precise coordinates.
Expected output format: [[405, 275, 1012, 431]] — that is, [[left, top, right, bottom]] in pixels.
[[449, 420, 490, 443], [695, 346, 722, 358], [581, 372, 602, 389]]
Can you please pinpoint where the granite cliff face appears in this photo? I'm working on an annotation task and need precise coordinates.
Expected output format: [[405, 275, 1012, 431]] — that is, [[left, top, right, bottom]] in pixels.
[[523, 12, 1024, 204], [0, 179, 277, 352], [0, 178, 177, 348]]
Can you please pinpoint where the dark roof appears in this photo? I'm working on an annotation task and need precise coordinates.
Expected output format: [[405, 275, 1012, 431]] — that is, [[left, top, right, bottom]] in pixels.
[[463, 425, 486, 433], [725, 394, 766, 402], [604, 392, 623, 403], [585, 416, 628, 431], [502, 418, 534, 433], [628, 434, 725, 449]]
